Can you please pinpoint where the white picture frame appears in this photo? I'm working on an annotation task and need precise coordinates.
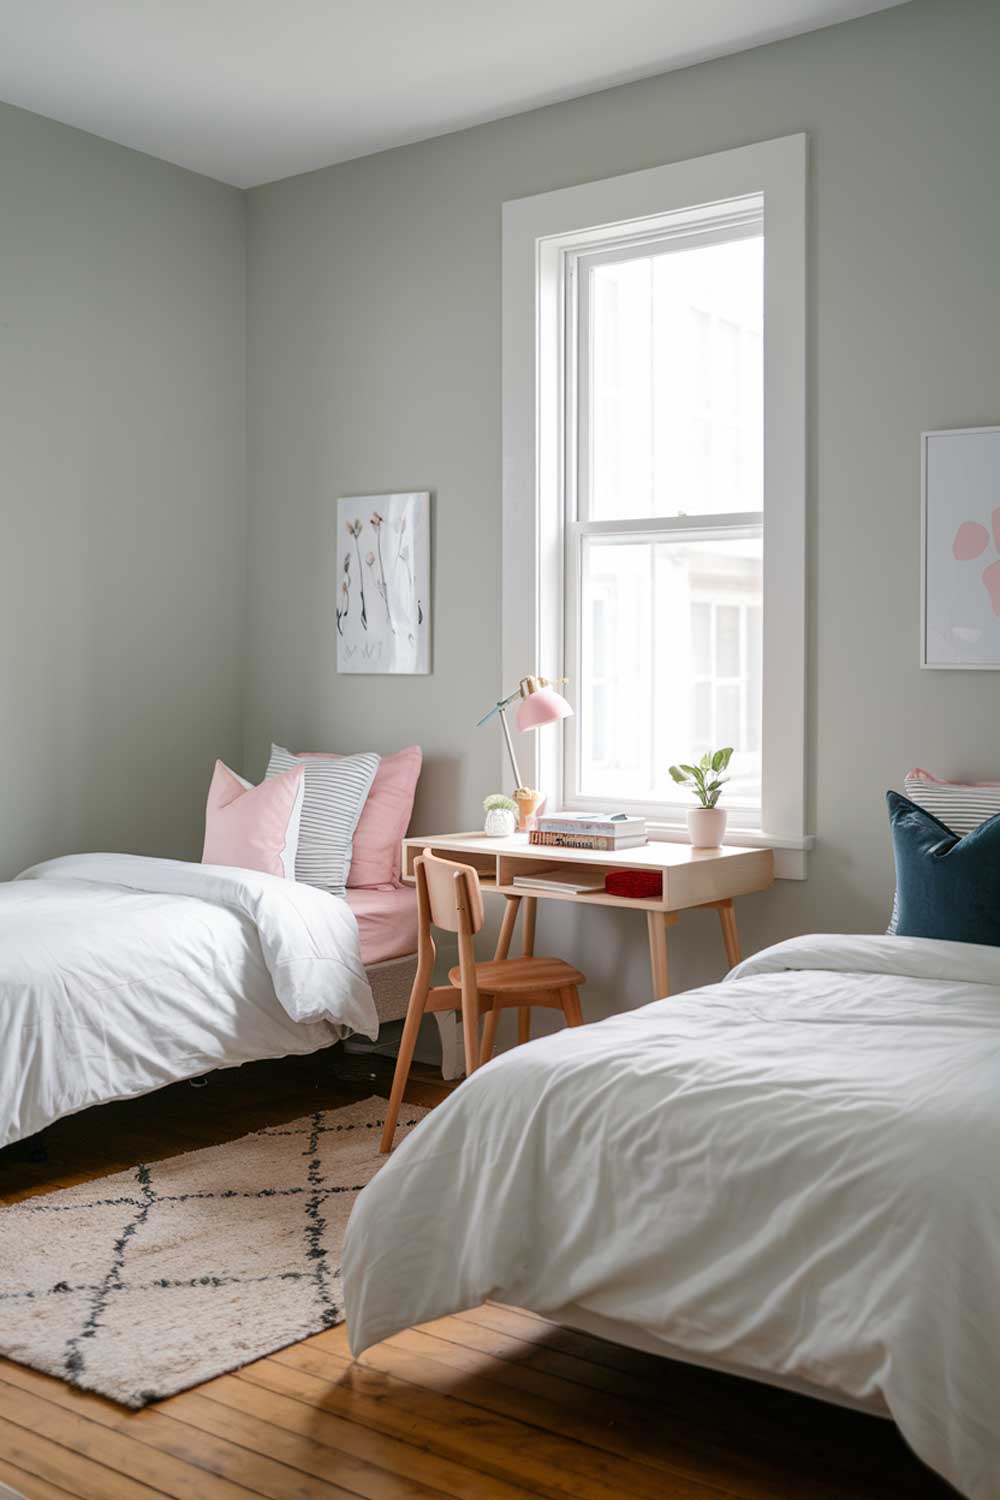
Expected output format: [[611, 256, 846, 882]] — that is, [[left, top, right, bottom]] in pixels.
[[336, 491, 431, 674], [921, 425, 1000, 670]]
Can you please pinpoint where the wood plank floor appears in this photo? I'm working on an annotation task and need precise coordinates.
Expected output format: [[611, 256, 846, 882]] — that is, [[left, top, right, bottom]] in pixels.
[[0, 1049, 955, 1500]]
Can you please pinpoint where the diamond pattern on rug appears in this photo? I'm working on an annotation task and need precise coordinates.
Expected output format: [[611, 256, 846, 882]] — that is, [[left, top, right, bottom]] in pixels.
[[0, 1095, 428, 1407]]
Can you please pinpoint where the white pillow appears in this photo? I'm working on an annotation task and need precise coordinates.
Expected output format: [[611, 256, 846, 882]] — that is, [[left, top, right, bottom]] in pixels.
[[265, 744, 379, 897], [887, 768, 1000, 933]]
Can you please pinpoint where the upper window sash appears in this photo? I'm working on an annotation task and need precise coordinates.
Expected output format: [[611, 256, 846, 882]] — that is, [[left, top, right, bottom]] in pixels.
[[569, 213, 764, 531]]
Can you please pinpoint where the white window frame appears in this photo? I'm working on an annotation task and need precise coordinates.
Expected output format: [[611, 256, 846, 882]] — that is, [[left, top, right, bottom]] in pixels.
[[565, 210, 764, 823], [502, 134, 811, 878]]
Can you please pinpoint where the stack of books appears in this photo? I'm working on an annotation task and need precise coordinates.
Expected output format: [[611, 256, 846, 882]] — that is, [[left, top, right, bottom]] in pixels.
[[529, 812, 647, 852]]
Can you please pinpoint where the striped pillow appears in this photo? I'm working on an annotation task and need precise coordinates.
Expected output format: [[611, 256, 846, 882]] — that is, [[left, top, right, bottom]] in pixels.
[[888, 769, 1000, 932], [265, 744, 379, 898]]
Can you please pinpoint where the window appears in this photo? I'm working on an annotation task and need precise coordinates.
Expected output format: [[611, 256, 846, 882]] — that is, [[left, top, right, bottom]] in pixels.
[[569, 225, 764, 815], [503, 136, 808, 875]]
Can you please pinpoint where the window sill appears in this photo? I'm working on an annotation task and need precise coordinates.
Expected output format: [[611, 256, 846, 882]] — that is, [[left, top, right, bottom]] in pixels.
[[644, 822, 813, 881]]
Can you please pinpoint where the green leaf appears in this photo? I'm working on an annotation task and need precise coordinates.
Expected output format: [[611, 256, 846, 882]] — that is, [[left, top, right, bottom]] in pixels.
[[670, 749, 733, 807]]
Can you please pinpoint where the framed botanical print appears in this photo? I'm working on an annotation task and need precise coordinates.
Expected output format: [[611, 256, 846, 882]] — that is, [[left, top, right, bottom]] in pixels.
[[336, 492, 431, 674]]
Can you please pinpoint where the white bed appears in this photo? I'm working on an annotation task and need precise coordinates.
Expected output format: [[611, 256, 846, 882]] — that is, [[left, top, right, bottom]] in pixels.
[[343, 933, 1000, 1500], [0, 853, 379, 1150]]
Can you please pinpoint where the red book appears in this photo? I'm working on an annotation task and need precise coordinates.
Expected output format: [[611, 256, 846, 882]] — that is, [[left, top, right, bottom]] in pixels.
[[604, 869, 663, 899]]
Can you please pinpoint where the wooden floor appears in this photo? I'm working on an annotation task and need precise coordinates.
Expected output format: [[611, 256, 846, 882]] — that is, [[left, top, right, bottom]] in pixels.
[[0, 1050, 954, 1500]]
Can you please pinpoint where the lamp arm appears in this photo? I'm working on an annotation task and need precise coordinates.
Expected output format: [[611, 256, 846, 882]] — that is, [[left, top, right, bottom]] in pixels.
[[497, 704, 524, 791]]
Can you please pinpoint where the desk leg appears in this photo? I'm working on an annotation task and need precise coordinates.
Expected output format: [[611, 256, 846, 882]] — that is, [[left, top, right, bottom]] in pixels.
[[522, 896, 537, 957], [647, 912, 670, 999], [518, 897, 537, 1045], [717, 898, 742, 969], [494, 895, 522, 961]]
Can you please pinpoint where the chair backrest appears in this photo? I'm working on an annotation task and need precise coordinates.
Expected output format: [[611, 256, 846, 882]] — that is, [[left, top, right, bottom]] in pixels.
[[416, 848, 485, 936]]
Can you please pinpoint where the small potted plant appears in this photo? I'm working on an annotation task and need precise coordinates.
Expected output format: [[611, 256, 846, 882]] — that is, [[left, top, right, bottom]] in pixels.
[[669, 748, 733, 847], [483, 793, 518, 837]]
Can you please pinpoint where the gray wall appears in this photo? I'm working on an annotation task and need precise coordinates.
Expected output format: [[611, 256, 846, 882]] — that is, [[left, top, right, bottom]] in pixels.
[[244, 0, 1000, 1026], [5, 1, 995, 1033], [1, 103, 246, 877]]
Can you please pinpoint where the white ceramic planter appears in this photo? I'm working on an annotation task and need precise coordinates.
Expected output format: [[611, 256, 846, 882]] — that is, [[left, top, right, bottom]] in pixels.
[[484, 808, 517, 838], [687, 806, 727, 848]]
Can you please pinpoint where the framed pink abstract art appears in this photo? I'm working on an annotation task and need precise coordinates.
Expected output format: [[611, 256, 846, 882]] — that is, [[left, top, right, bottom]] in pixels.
[[921, 425, 1000, 669]]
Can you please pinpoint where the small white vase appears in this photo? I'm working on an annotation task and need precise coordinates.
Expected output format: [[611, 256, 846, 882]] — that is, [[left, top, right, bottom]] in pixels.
[[484, 807, 517, 838], [687, 806, 727, 848]]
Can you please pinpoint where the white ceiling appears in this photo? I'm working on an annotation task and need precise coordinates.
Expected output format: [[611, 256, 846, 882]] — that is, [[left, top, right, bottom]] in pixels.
[[0, 0, 910, 188]]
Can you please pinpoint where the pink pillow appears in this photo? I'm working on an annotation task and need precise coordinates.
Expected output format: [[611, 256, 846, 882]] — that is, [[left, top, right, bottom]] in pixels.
[[296, 745, 421, 888], [202, 760, 304, 879]]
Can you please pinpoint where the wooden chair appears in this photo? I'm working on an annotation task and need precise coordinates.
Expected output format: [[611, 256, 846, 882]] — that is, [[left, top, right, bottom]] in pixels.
[[380, 848, 585, 1152]]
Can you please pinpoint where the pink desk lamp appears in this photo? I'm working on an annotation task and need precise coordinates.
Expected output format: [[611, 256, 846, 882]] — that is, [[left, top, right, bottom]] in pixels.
[[477, 676, 573, 822]]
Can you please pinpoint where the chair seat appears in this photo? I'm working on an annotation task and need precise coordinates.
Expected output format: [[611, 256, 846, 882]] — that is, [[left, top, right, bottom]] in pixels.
[[448, 955, 585, 994]]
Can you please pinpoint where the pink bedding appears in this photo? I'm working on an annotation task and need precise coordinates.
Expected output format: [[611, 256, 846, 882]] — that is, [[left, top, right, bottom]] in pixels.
[[346, 886, 418, 967]]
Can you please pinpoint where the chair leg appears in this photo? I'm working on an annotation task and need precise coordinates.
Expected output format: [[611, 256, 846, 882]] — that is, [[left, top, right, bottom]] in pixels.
[[560, 987, 584, 1027], [517, 898, 537, 1047], [460, 978, 480, 1079], [479, 1001, 500, 1067], [380, 974, 430, 1153]]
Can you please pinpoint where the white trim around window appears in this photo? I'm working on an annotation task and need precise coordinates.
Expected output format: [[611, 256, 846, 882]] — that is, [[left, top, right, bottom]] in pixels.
[[502, 134, 811, 878]]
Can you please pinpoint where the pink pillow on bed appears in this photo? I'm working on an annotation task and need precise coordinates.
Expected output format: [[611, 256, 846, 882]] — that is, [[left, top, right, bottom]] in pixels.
[[202, 760, 304, 879], [296, 745, 421, 889]]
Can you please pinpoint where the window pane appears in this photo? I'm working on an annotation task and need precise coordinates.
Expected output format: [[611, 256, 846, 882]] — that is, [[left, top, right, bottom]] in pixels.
[[715, 604, 741, 678], [579, 538, 653, 794], [588, 235, 763, 521], [691, 601, 710, 676], [692, 681, 712, 748], [578, 533, 762, 807], [716, 684, 741, 748]]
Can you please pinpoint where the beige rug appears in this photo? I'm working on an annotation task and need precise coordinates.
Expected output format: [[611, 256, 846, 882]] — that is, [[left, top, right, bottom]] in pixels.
[[0, 1096, 428, 1407]]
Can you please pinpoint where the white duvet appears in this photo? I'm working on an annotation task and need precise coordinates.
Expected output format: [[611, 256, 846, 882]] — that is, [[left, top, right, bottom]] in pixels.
[[343, 934, 1000, 1500], [1, 853, 377, 1149]]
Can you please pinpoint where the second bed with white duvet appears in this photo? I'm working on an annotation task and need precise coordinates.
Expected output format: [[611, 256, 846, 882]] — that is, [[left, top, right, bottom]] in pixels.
[[1, 853, 379, 1149], [344, 933, 1000, 1500]]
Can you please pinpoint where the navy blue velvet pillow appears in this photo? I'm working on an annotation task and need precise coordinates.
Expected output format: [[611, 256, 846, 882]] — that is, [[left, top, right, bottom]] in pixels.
[[887, 790, 1000, 947]]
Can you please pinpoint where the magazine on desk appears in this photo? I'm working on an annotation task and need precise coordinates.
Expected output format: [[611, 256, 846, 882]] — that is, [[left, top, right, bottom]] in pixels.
[[511, 870, 608, 895]]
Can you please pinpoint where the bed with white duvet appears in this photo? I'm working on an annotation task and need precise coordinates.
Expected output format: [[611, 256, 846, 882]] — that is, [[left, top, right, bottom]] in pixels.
[[343, 933, 1000, 1500], [1, 853, 377, 1150]]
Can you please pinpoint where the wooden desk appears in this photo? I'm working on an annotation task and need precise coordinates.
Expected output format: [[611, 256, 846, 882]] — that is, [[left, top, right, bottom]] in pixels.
[[401, 832, 774, 1003]]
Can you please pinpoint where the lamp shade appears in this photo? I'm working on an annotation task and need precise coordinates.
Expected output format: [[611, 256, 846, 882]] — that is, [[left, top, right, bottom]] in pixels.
[[516, 685, 573, 732]]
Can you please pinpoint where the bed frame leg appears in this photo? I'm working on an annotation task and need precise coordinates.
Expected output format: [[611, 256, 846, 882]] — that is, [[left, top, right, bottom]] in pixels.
[[433, 1012, 465, 1080]]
